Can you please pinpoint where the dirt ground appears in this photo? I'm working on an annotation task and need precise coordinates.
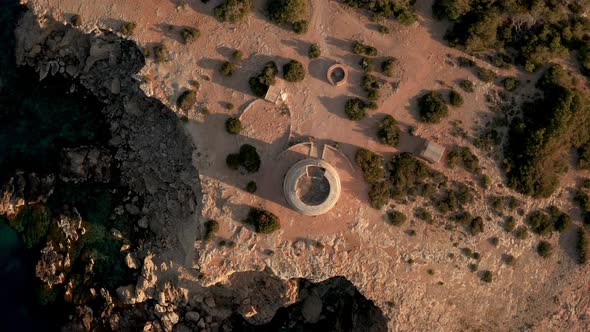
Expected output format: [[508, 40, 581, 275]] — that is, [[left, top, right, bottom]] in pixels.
[[25, 0, 590, 330]]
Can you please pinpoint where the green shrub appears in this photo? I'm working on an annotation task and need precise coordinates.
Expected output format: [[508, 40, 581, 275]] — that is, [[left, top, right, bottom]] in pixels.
[[527, 210, 554, 236], [447, 147, 479, 173], [360, 56, 375, 72], [459, 79, 474, 92], [554, 213, 571, 232], [71, 14, 82, 27], [225, 117, 243, 134], [537, 240, 553, 258], [293, 20, 308, 34], [388, 152, 437, 198], [415, 207, 433, 223], [246, 181, 257, 193], [345, 98, 367, 121], [352, 41, 377, 56], [369, 181, 391, 209], [577, 228, 588, 264], [220, 61, 237, 77], [283, 60, 305, 82], [249, 61, 278, 97], [266, 0, 307, 25], [488, 237, 499, 247], [233, 50, 244, 61], [503, 254, 515, 265], [204, 220, 220, 241], [355, 148, 385, 184], [308, 43, 321, 58], [480, 174, 491, 189], [469, 263, 478, 272], [177, 90, 197, 111], [381, 58, 396, 77], [418, 91, 448, 123], [214, 0, 254, 23], [515, 226, 528, 240], [153, 44, 169, 63], [226, 153, 241, 169], [504, 216, 516, 232], [387, 210, 406, 226], [119, 22, 137, 36], [481, 270, 493, 283], [226, 144, 261, 173], [245, 208, 280, 234], [449, 90, 464, 107], [469, 217, 484, 235], [180, 28, 200, 44], [578, 144, 590, 169], [502, 77, 520, 91], [377, 115, 400, 147], [379, 25, 390, 33], [477, 67, 497, 82], [344, 0, 416, 25]]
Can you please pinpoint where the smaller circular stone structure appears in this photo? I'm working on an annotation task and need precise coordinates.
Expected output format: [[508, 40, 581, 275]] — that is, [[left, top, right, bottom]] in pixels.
[[327, 64, 348, 86], [283, 158, 341, 216]]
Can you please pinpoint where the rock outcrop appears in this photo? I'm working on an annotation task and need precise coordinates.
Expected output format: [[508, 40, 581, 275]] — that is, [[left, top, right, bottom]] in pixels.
[[0, 172, 54, 219], [15, 10, 201, 267]]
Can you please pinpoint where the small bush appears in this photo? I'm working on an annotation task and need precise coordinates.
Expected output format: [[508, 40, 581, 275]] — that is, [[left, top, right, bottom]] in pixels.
[[504, 216, 516, 232], [249, 61, 278, 97], [515, 226, 528, 240], [266, 0, 307, 25], [71, 14, 82, 27], [352, 41, 378, 56], [554, 213, 571, 232], [489, 237, 499, 246], [537, 241, 553, 258], [469, 217, 484, 236], [447, 147, 479, 173], [481, 270, 493, 283], [503, 254, 515, 265], [153, 44, 169, 63], [355, 148, 385, 184], [180, 28, 200, 44], [502, 77, 520, 91], [345, 98, 367, 121], [360, 57, 375, 72], [226, 144, 261, 173], [427, 269, 435, 275], [245, 208, 280, 234], [177, 90, 197, 111], [577, 228, 588, 264], [369, 181, 391, 209], [449, 90, 464, 107], [477, 67, 497, 82], [283, 60, 305, 82], [381, 58, 396, 77], [526, 211, 554, 236], [214, 0, 254, 23], [233, 50, 243, 61], [225, 117, 243, 134], [119, 22, 137, 36], [415, 207, 433, 223], [293, 20, 308, 34], [378, 25, 390, 34], [220, 61, 236, 77], [387, 210, 407, 226], [469, 263, 478, 272], [204, 220, 220, 241], [480, 174, 491, 189], [377, 115, 400, 147], [246, 181, 257, 193], [308, 43, 321, 58], [418, 91, 448, 123], [459, 79, 474, 92]]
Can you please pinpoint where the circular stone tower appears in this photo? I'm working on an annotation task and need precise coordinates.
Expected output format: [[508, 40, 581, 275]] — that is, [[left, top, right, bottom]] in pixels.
[[283, 158, 341, 216]]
